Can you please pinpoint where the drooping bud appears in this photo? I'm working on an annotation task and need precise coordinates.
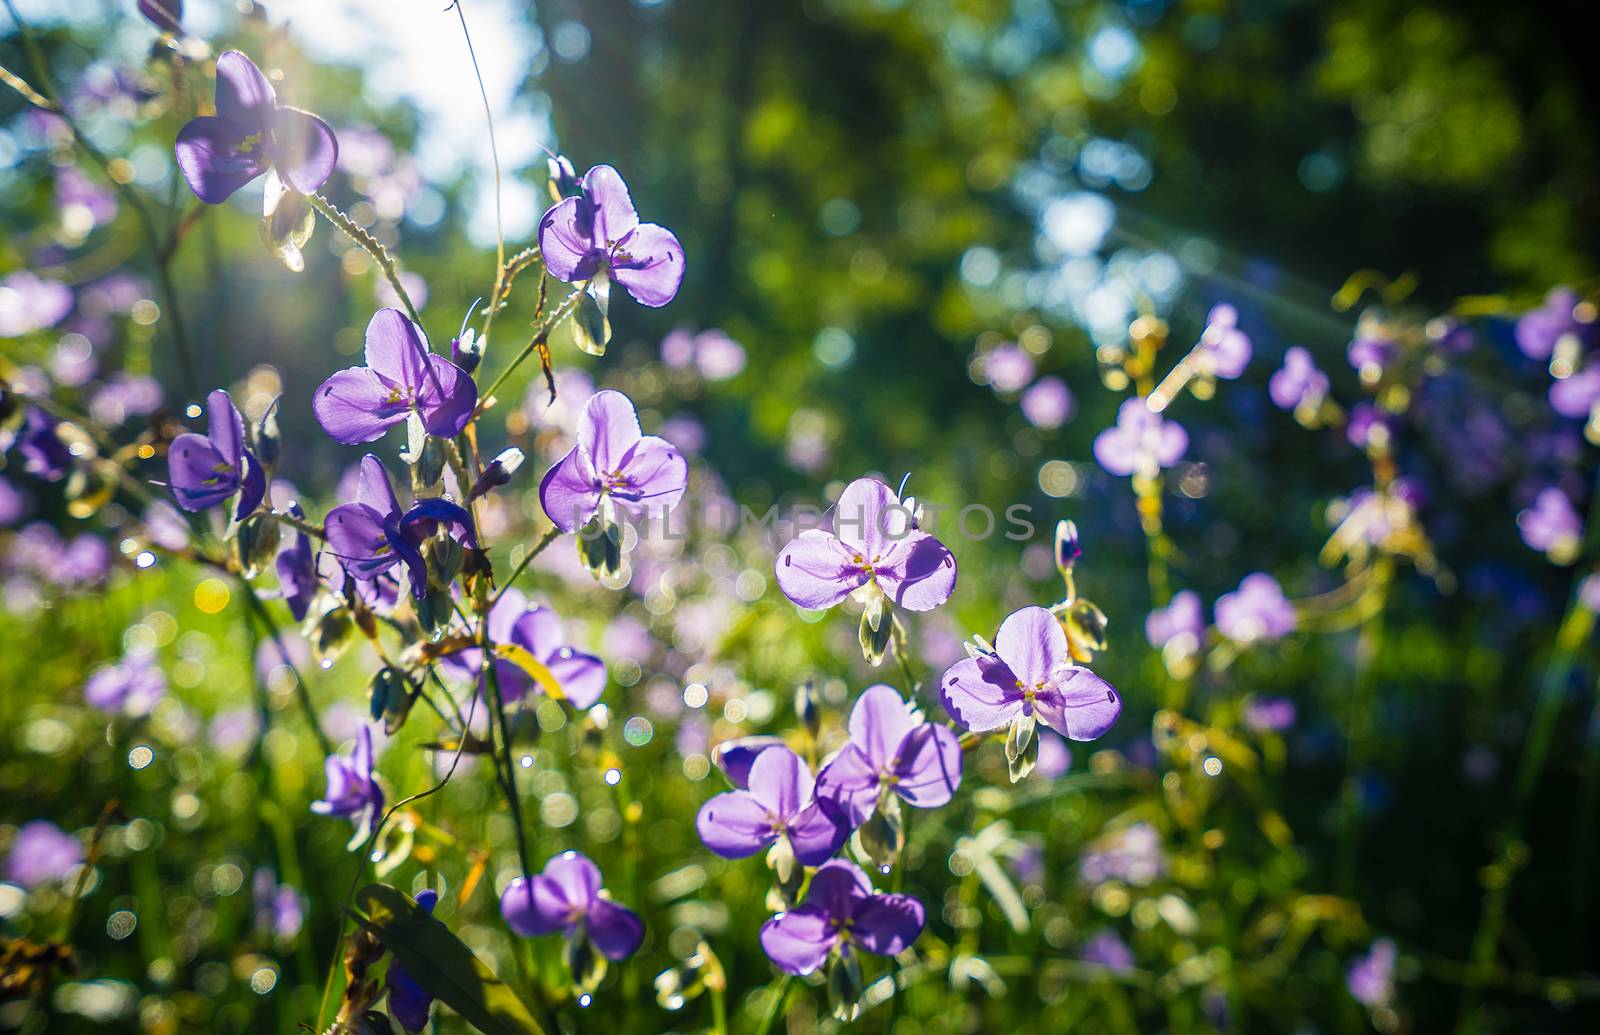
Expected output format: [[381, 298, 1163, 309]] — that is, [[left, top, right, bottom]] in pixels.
[[795, 679, 821, 740], [1054, 519, 1082, 575], [450, 327, 484, 374], [368, 666, 414, 734], [254, 396, 282, 471], [548, 154, 581, 202], [470, 447, 526, 501], [858, 792, 904, 870], [259, 171, 315, 273], [577, 504, 624, 580], [232, 513, 280, 579], [1005, 712, 1039, 783], [855, 583, 891, 667]]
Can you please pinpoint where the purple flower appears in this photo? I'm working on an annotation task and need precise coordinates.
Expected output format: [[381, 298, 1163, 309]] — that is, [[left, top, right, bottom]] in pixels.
[[0, 476, 25, 525], [538, 165, 685, 307], [696, 744, 850, 865], [1517, 487, 1582, 561], [84, 652, 166, 716], [1020, 376, 1074, 429], [1550, 368, 1600, 420], [1268, 347, 1328, 411], [539, 390, 688, 533], [759, 859, 925, 976], [439, 588, 606, 708], [980, 344, 1035, 393], [386, 889, 438, 1031], [89, 373, 164, 427], [252, 869, 305, 942], [1080, 822, 1164, 886], [4, 821, 83, 888], [1346, 403, 1392, 450], [1081, 930, 1135, 973], [16, 409, 72, 482], [311, 725, 384, 840], [0, 272, 73, 337], [324, 455, 477, 599], [55, 165, 117, 226], [175, 51, 338, 204], [1093, 398, 1187, 477], [500, 850, 644, 960], [774, 477, 957, 612], [1346, 939, 1397, 1008], [1243, 696, 1297, 733], [167, 389, 267, 521], [1516, 288, 1594, 361], [662, 328, 746, 380], [275, 502, 318, 621], [1347, 335, 1397, 376], [138, 0, 182, 33], [1215, 573, 1295, 644], [313, 308, 477, 444], [1198, 303, 1250, 379], [709, 735, 789, 788], [814, 685, 963, 825], [1145, 590, 1205, 653], [940, 606, 1122, 740]]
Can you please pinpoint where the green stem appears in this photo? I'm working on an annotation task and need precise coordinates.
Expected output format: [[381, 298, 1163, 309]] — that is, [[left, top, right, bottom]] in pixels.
[[477, 283, 588, 408], [1334, 562, 1391, 895], [889, 614, 919, 697], [1567, 672, 1600, 963], [752, 975, 792, 1035], [492, 526, 563, 609], [307, 192, 423, 327]]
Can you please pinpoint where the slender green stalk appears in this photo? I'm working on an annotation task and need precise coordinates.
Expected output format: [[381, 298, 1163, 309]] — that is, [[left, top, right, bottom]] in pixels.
[[491, 526, 563, 608], [307, 192, 423, 327], [1334, 562, 1391, 895], [450, 0, 508, 346], [239, 580, 333, 756], [476, 283, 588, 408], [752, 975, 792, 1035]]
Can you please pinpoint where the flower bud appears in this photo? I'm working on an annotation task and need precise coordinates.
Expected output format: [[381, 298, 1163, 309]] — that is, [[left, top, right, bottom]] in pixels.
[[254, 396, 282, 470], [565, 927, 608, 993], [795, 679, 821, 739], [548, 154, 581, 201], [470, 447, 526, 501], [1054, 519, 1082, 574], [451, 327, 484, 374]]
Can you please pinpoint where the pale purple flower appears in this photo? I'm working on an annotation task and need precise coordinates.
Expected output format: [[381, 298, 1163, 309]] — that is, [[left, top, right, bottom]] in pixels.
[[439, 588, 606, 708], [88, 373, 164, 426], [709, 735, 788, 789], [539, 390, 688, 533], [1346, 939, 1397, 1008], [1081, 930, 1135, 972], [980, 344, 1035, 393], [1215, 573, 1296, 644], [1243, 696, 1296, 733], [1517, 487, 1582, 560], [84, 652, 166, 716], [1035, 730, 1073, 780], [4, 821, 83, 888], [386, 889, 437, 1030], [0, 476, 25, 525], [175, 51, 337, 204], [759, 859, 925, 975], [252, 869, 305, 942], [15, 409, 72, 482], [1346, 403, 1392, 449], [1347, 335, 1397, 375], [0, 272, 73, 337], [1198, 303, 1250, 379], [500, 851, 644, 960], [275, 502, 317, 621], [696, 744, 849, 865], [166, 388, 267, 520], [313, 308, 476, 444], [1020, 376, 1074, 429], [1516, 288, 1594, 361], [774, 477, 957, 612], [538, 165, 684, 307], [1550, 368, 1600, 420], [1080, 822, 1164, 886], [54, 165, 118, 226], [662, 328, 746, 380], [815, 684, 963, 825], [1145, 590, 1204, 652], [1269, 346, 1328, 411], [323, 455, 477, 599], [1093, 398, 1187, 477], [311, 725, 384, 841], [940, 606, 1121, 739]]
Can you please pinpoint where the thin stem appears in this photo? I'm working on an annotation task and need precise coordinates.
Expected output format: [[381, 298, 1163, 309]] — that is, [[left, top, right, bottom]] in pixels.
[[752, 975, 792, 1035], [1334, 561, 1391, 895], [1566, 671, 1600, 963], [239, 580, 333, 756], [450, 0, 507, 345], [476, 283, 587, 409], [266, 508, 326, 540], [889, 615, 919, 697], [307, 192, 423, 327], [491, 526, 563, 609]]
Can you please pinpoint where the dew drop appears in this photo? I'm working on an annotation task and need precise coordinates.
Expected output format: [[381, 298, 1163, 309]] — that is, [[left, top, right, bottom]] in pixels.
[[578, 994, 592, 1008], [319, 658, 334, 670], [604, 767, 621, 786], [878, 865, 891, 875], [519, 754, 534, 768], [557, 647, 574, 659]]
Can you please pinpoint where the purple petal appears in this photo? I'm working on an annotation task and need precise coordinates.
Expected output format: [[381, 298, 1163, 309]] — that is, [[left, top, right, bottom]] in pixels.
[[270, 107, 338, 195], [814, 745, 880, 827], [582, 165, 641, 246], [852, 893, 926, 956], [832, 477, 903, 557], [537, 196, 602, 283], [995, 606, 1067, 686], [1093, 426, 1137, 476], [416, 355, 477, 438], [696, 790, 774, 858], [613, 435, 687, 517], [538, 447, 599, 533], [234, 449, 267, 522], [542, 850, 602, 912], [1152, 421, 1188, 467], [586, 899, 644, 960], [873, 532, 957, 612], [579, 390, 645, 474], [746, 746, 813, 820], [386, 962, 433, 1032], [848, 685, 919, 771], [398, 498, 477, 551], [323, 503, 395, 580], [500, 877, 566, 937], [939, 655, 1023, 733], [355, 454, 402, 519], [892, 723, 962, 809], [206, 388, 245, 467], [760, 906, 835, 976], [611, 222, 684, 308], [786, 798, 850, 866], [774, 530, 864, 610], [363, 308, 430, 390], [175, 115, 265, 203], [213, 51, 276, 132], [710, 735, 788, 790], [805, 859, 873, 919], [167, 433, 236, 511], [1033, 667, 1122, 741], [312, 367, 409, 444]]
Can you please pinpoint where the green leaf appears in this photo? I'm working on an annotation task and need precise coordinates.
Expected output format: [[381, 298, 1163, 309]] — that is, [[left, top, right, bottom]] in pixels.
[[352, 884, 546, 1035], [570, 289, 610, 356]]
